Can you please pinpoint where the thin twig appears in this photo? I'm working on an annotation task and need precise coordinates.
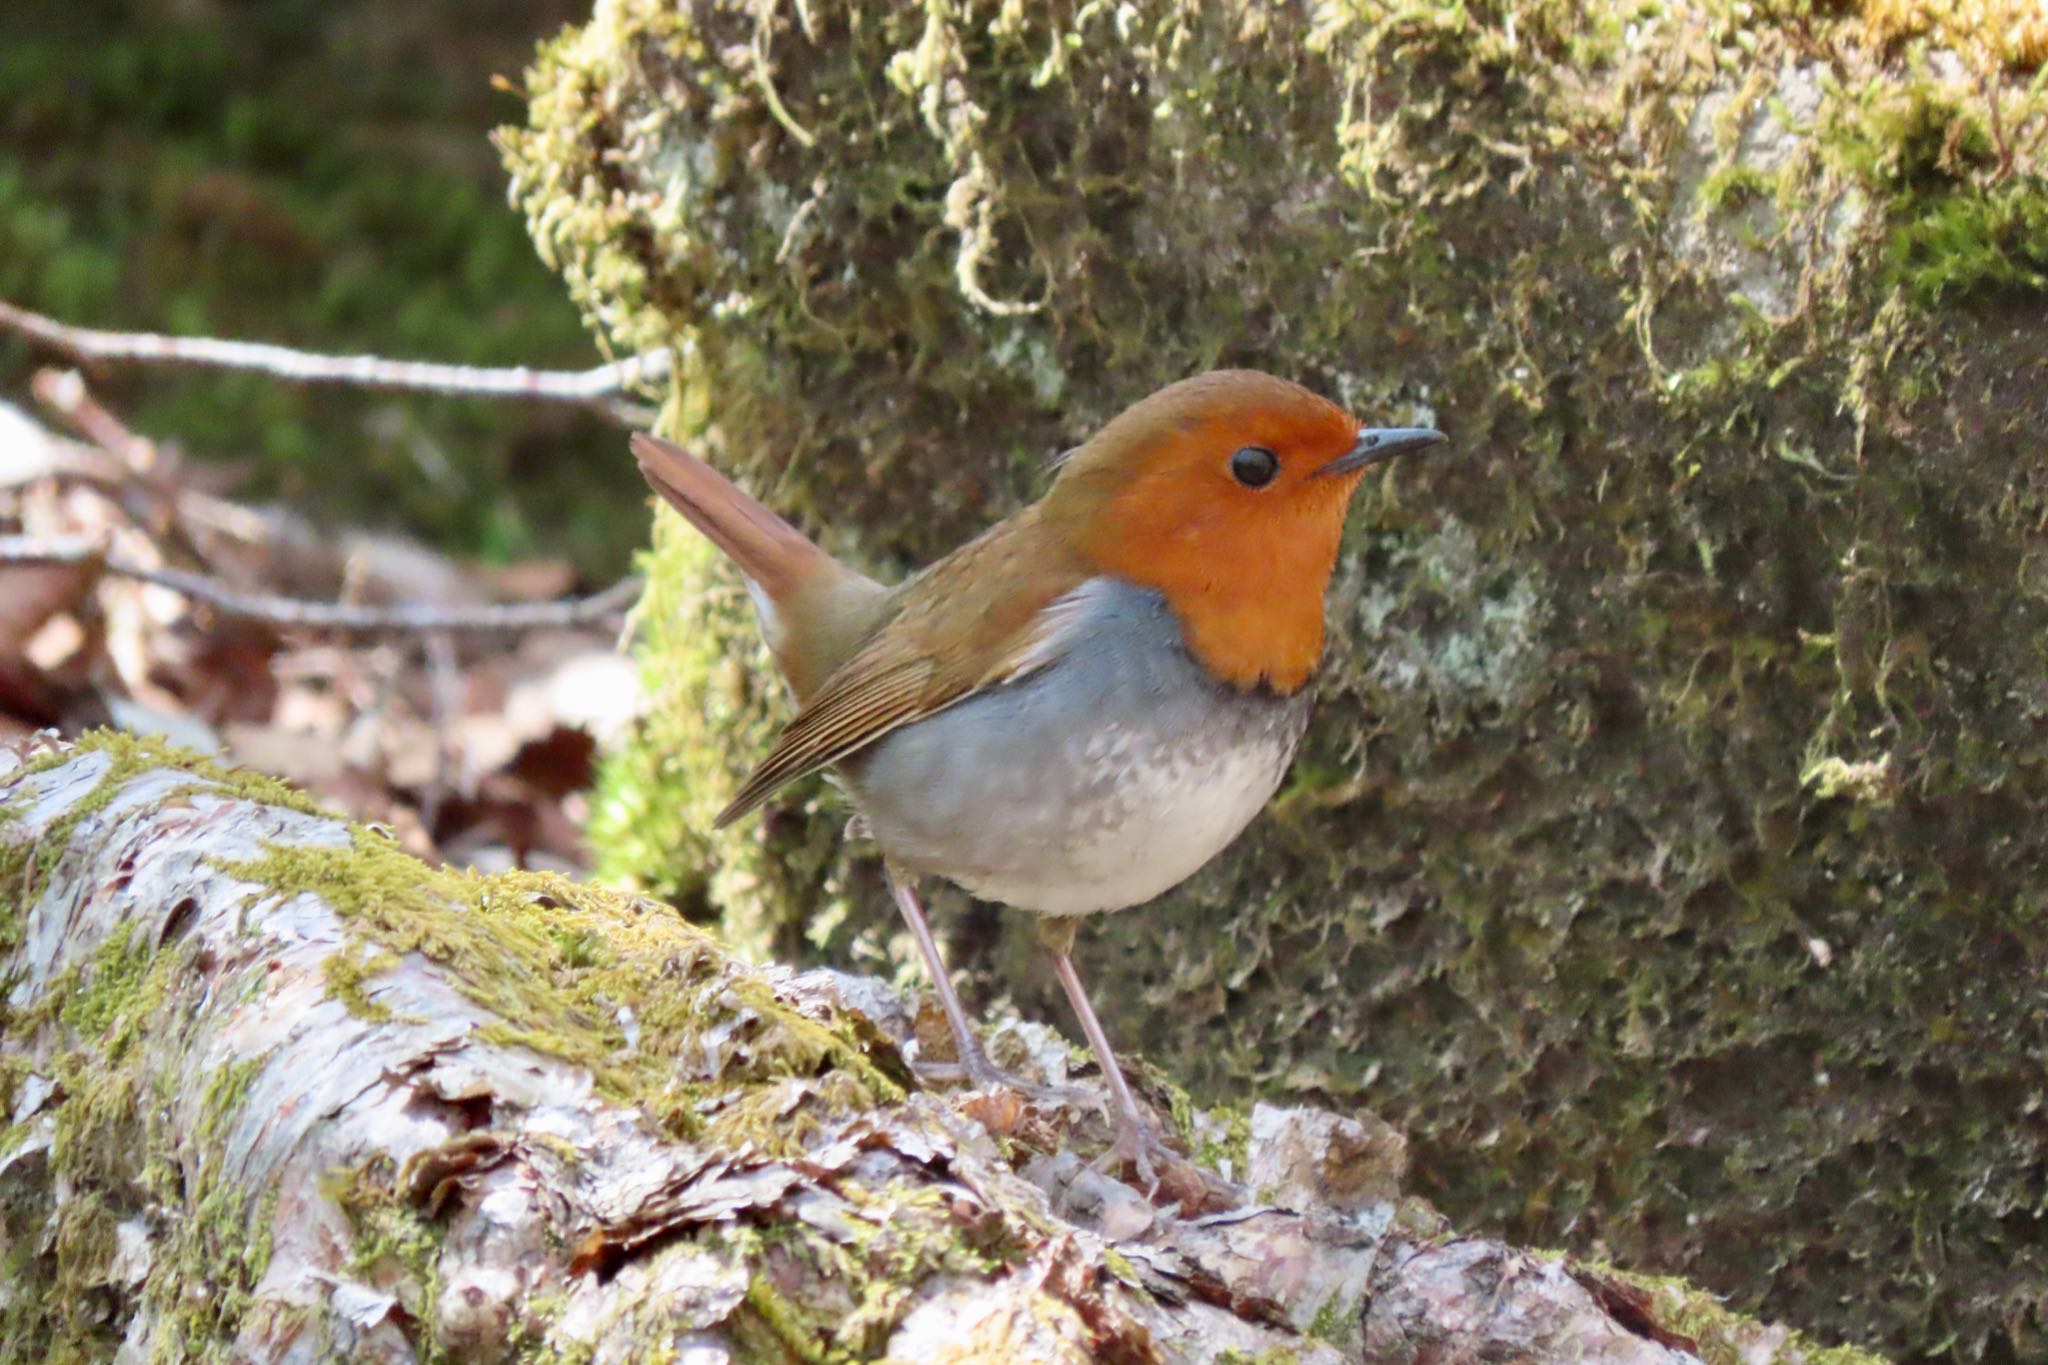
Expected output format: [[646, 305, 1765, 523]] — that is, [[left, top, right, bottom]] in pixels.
[[420, 631, 462, 832], [0, 299, 675, 409], [1979, 62, 2014, 178], [0, 535, 642, 636], [17, 370, 356, 554], [5, 395, 302, 565], [31, 368, 244, 570], [31, 369, 155, 471]]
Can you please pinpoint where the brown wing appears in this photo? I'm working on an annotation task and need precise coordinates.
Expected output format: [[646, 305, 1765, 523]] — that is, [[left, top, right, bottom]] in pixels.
[[712, 505, 1088, 827]]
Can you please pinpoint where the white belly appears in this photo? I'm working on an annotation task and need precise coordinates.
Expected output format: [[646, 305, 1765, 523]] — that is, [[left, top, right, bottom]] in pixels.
[[956, 727, 1298, 916]]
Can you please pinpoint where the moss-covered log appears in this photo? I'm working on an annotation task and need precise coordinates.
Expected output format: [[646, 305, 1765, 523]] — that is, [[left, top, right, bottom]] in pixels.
[[0, 732, 1881, 1362], [499, 2, 2048, 1359]]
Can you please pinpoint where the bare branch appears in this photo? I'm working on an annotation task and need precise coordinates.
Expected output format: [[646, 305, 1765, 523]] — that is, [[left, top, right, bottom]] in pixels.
[[0, 298, 675, 407], [0, 534, 641, 635]]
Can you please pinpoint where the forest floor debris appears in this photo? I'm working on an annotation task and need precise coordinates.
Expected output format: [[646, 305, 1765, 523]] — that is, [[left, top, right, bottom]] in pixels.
[[0, 370, 641, 873]]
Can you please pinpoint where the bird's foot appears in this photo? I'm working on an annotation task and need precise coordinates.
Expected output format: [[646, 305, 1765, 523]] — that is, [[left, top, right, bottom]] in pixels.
[[1091, 1116, 1176, 1192], [1091, 1117, 1238, 1210]]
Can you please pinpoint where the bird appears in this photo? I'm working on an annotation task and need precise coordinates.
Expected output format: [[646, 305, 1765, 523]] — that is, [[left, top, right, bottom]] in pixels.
[[632, 369, 1444, 1183]]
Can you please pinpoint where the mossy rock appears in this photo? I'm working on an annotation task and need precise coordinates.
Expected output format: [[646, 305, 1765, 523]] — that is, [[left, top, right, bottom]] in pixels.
[[500, 2, 2048, 1358]]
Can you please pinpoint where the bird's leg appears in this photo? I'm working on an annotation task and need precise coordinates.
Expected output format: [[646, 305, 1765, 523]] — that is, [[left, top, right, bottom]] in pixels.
[[884, 864, 1068, 1096], [1036, 917, 1178, 1190]]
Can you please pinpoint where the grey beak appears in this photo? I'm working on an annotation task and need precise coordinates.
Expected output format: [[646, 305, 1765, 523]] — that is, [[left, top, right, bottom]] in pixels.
[[1315, 426, 1447, 478]]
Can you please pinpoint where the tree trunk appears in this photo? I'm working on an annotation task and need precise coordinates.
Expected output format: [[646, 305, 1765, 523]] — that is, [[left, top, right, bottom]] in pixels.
[[0, 732, 1866, 1362]]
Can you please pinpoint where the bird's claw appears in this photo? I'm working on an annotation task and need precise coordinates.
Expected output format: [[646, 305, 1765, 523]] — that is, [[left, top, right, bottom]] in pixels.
[[1093, 1123, 1238, 1210], [1092, 1119, 1173, 1194]]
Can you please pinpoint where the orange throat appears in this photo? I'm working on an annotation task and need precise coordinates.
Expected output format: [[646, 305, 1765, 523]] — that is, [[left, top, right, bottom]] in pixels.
[[1083, 501, 1346, 694], [1173, 582, 1328, 694]]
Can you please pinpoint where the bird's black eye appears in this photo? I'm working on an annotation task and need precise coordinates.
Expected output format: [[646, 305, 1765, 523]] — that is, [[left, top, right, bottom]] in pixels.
[[1230, 445, 1280, 488]]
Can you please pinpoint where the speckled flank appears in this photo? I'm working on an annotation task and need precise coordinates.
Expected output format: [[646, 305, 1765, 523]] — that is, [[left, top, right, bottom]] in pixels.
[[847, 577, 1310, 915]]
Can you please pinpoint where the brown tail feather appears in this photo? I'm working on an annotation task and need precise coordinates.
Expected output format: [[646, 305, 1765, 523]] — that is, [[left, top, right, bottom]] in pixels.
[[632, 433, 891, 701], [632, 433, 827, 603]]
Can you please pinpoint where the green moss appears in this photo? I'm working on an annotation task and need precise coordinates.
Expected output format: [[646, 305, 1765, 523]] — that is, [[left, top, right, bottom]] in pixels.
[[1883, 173, 2048, 303], [680, 1180, 1021, 1364], [1579, 1261, 1889, 1365], [219, 834, 903, 1151], [331, 1153, 452, 1358], [1100, 1246, 1142, 1288], [58, 923, 162, 1048], [1305, 1292, 1352, 1346], [151, 1173, 279, 1360], [195, 1057, 267, 1151], [1823, 69, 2048, 304], [738, 1273, 833, 1365], [324, 942, 402, 1023], [1167, 1085, 1251, 1172], [1697, 162, 1777, 214], [0, 738, 300, 1360]]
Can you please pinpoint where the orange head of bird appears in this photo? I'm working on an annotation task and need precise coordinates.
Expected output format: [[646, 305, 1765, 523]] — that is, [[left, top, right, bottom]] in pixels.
[[1045, 369, 1444, 694]]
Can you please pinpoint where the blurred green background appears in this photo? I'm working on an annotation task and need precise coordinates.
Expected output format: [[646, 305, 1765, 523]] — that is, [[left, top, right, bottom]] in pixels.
[[0, 0, 646, 578]]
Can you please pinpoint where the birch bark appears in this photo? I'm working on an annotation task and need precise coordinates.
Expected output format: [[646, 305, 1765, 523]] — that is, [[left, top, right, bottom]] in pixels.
[[0, 735, 1856, 1363]]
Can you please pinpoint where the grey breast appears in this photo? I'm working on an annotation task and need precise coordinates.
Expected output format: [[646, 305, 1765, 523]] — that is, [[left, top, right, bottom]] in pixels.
[[842, 576, 1313, 916]]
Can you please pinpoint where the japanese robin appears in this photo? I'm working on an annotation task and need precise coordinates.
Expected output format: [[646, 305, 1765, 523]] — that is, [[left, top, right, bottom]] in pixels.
[[633, 370, 1444, 1180]]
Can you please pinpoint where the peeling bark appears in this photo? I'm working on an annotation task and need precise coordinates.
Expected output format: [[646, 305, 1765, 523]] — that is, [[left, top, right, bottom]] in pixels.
[[0, 735, 1869, 1362]]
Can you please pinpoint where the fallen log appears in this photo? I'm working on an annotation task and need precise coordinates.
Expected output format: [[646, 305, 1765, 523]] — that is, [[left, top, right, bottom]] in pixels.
[[0, 732, 1874, 1362]]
